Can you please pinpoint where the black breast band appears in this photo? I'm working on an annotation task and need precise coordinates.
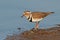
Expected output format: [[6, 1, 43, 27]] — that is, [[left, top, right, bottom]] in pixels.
[[28, 16, 32, 22], [29, 17, 32, 22]]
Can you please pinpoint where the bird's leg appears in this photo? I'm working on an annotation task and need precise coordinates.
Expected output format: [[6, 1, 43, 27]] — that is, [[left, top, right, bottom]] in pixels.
[[35, 22, 39, 30]]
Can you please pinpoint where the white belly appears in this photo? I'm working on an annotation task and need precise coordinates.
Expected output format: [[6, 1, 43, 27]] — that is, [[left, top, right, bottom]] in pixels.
[[32, 18, 43, 22]]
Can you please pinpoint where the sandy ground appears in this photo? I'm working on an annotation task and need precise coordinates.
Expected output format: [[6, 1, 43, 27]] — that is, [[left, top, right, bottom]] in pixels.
[[5, 25, 60, 40]]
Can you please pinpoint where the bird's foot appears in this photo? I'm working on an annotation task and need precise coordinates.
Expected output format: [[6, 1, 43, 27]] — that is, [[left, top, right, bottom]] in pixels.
[[34, 28, 39, 31], [30, 28, 39, 33], [31, 28, 39, 31]]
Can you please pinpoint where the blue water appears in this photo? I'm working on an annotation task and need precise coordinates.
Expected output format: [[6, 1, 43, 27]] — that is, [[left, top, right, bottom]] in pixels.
[[0, 0, 60, 40]]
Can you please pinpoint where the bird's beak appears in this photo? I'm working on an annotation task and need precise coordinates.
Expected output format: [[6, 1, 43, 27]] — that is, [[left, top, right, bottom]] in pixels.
[[21, 15, 24, 18]]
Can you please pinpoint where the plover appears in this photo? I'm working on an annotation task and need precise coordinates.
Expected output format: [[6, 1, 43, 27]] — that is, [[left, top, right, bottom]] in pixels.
[[21, 10, 54, 30]]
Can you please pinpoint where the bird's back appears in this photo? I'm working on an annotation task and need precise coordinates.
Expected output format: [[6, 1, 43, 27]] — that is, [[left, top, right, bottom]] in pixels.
[[31, 12, 54, 19]]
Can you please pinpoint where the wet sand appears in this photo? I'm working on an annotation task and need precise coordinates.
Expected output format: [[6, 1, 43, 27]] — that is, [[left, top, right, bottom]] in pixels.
[[5, 25, 60, 40]]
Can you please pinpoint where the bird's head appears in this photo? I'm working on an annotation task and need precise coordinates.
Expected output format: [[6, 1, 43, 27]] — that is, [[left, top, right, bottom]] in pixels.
[[21, 10, 31, 18]]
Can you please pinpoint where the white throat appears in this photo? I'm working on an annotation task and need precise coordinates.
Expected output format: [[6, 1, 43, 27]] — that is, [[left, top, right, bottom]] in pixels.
[[28, 14, 32, 20]]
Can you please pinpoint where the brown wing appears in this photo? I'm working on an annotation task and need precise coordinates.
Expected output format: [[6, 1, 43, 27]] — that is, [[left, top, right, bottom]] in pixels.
[[31, 12, 50, 19]]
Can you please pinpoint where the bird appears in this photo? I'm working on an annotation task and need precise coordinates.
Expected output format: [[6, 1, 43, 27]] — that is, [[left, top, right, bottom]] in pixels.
[[21, 10, 54, 30]]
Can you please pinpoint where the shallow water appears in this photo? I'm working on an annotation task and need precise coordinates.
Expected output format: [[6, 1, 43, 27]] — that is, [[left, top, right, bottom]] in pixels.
[[0, 0, 60, 40]]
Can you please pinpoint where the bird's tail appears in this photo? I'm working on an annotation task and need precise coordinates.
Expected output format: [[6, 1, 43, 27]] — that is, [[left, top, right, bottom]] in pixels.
[[45, 12, 54, 16], [47, 12, 54, 15], [50, 12, 54, 14]]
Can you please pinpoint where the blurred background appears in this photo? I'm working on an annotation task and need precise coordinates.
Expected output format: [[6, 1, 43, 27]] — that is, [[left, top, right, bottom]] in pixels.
[[0, 0, 60, 40]]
